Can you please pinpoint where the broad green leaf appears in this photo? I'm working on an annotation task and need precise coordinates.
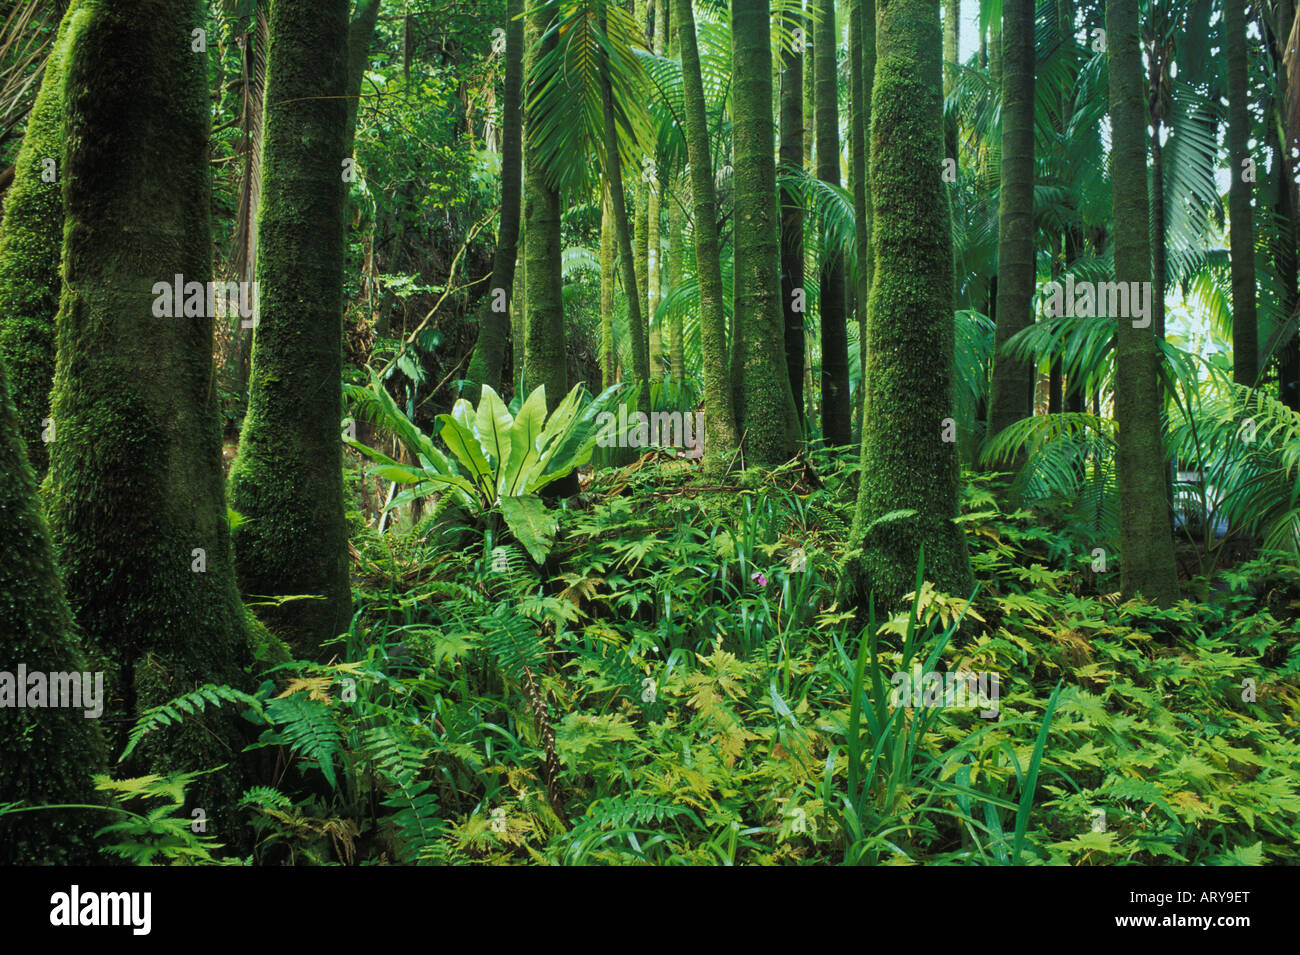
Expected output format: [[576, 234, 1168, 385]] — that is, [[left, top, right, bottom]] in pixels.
[[438, 413, 494, 502], [501, 386, 548, 497], [476, 384, 515, 474], [500, 493, 558, 564]]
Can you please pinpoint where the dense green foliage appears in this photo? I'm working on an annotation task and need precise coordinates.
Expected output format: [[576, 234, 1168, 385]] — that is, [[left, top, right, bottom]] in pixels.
[[2, 0, 1299, 872]]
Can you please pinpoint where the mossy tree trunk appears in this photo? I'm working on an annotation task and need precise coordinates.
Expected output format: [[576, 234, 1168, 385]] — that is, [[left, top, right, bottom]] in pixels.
[[464, 0, 524, 402], [986, 0, 1035, 456], [0, 10, 78, 477], [676, 0, 739, 468], [48, 0, 252, 827], [845, 0, 973, 610], [1226, 0, 1258, 386], [0, 327, 107, 863], [814, 0, 851, 445], [780, 3, 806, 428], [733, 0, 800, 466], [228, 0, 353, 656], [1107, 0, 1179, 605]]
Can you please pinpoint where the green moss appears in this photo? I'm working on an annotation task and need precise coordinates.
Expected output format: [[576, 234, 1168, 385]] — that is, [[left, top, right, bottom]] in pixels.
[[47, 0, 253, 837], [0, 9, 79, 476], [227, 0, 354, 655], [845, 0, 973, 611]]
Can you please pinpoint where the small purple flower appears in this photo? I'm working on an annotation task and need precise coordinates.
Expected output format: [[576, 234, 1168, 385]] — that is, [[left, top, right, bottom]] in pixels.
[[751, 571, 768, 587]]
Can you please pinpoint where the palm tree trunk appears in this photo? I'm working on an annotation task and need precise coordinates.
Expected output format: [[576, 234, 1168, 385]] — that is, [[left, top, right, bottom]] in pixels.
[[465, 0, 524, 402], [734, 0, 800, 465], [849, 0, 874, 437], [601, 181, 617, 389], [943, 0, 958, 159], [986, 0, 1035, 455], [525, 0, 579, 437], [1107, 0, 1179, 604], [780, 4, 807, 428], [600, 6, 651, 418], [815, 0, 851, 445], [845, 0, 973, 611], [676, 0, 738, 467], [1227, 0, 1258, 386]]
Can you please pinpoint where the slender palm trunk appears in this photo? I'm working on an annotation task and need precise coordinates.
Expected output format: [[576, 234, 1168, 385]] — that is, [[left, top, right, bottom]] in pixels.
[[780, 5, 807, 427], [845, 0, 973, 610], [734, 0, 800, 465], [601, 182, 617, 389], [465, 0, 525, 401], [600, 8, 651, 416], [1107, 0, 1179, 604], [675, 0, 738, 467], [815, 0, 851, 445], [943, 0, 958, 159], [524, 0, 576, 436], [849, 0, 874, 436], [666, 2, 685, 385], [986, 0, 1035, 454], [1227, 0, 1258, 386]]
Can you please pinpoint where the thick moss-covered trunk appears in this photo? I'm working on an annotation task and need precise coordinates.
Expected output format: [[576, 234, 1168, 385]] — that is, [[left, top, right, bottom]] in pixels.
[[733, 0, 800, 465], [48, 0, 252, 825], [814, 0, 851, 445], [676, 0, 738, 469], [846, 0, 973, 610], [0, 10, 78, 476], [1226, 0, 1257, 386], [465, 0, 524, 402], [780, 5, 806, 427], [0, 345, 107, 864], [1107, 0, 1179, 605], [849, 0, 874, 435], [986, 0, 1035, 452], [228, 0, 352, 656]]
